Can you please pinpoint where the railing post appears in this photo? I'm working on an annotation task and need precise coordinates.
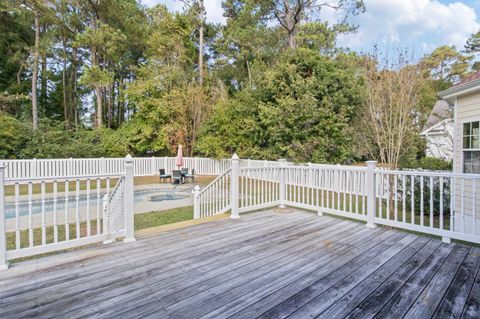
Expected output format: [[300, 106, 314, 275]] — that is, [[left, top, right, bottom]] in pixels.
[[193, 185, 201, 219], [151, 156, 156, 175], [278, 159, 287, 208], [0, 164, 9, 270], [231, 154, 240, 219], [123, 154, 136, 242], [366, 161, 377, 228], [102, 194, 113, 244]]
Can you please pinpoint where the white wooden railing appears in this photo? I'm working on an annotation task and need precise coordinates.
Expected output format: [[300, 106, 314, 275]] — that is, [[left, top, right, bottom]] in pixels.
[[194, 169, 232, 219], [0, 155, 135, 269], [194, 156, 480, 246]]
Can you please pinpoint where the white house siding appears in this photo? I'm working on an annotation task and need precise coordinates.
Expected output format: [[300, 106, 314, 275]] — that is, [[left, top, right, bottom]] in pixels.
[[453, 92, 480, 234]]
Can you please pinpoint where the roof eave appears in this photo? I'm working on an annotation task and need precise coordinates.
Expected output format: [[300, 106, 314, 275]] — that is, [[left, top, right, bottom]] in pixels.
[[438, 78, 480, 102]]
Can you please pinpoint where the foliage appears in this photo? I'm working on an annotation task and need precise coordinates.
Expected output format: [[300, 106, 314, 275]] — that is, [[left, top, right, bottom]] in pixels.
[[0, 113, 30, 159], [19, 120, 106, 158], [402, 156, 453, 171], [465, 30, 480, 54], [197, 49, 364, 163], [0, 0, 478, 163]]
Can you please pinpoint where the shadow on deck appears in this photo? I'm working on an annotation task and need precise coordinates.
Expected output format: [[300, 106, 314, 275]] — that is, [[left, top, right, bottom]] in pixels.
[[0, 209, 479, 318]]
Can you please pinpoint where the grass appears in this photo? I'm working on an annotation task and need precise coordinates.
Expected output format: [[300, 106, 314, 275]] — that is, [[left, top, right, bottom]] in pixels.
[[4, 175, 216, 196], [134, 206, 193, 230]]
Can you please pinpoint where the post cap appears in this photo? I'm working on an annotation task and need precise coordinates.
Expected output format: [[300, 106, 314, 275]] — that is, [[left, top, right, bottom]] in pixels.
[[125, 154, 133, 163], [0, 163, 5, 169], [232, 153, 239, 160], [366, 160, 377, 168], [193, 185, 201, 193]]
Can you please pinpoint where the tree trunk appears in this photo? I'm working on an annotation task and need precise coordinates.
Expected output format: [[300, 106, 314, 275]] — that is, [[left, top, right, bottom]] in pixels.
[[62, 34, 69, 129], [32, 11, 40, 130], [41, 50, 47, 111], [96, 85, 102, 128], [91, 45, 102, 128], [107, 84, 113, 128], [287, 30, 296, 49], [198, 0, 204, 86], [246, 58, 252, 88], [71, 47, 78, 131]]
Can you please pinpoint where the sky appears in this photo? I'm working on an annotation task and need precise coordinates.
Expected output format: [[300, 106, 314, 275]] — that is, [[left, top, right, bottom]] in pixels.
[[141, 0, 480, 55]]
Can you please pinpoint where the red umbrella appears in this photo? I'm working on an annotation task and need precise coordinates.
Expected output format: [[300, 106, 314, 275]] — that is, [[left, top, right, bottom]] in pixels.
[[175, 145, 184, 168]]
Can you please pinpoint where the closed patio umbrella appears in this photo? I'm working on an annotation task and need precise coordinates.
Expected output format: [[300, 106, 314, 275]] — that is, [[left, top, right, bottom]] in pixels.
[[176, 145, 184, 168]]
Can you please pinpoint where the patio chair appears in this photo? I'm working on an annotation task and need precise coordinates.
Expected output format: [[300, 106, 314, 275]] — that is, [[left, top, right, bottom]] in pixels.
[[185, 168, 196, 183], [181, 167, 189, 175], [159, 169, 171, 183], [172, 170, 183, 185]]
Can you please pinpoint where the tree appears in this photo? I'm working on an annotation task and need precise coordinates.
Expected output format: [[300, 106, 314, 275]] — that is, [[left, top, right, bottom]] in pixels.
[[465, 29, 480, 54], [198, 48, 364, 162], [263, 0, 365, 49], [420, 45, 472, 86], [179, 0, 206, 85], [359, 51, 425, 169]]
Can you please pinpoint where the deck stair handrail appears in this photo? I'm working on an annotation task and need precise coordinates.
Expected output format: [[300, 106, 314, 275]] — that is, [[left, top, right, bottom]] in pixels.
[[194, 168, 232, 218]]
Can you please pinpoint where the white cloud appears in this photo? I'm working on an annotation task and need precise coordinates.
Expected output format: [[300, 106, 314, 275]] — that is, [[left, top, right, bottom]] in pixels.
[[331, 0, 480, 53], [143, 0, 479, 53], [141, 0, 225, 24]]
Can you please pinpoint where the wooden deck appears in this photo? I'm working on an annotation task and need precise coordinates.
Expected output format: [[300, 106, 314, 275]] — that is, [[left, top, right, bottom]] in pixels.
[[0, 209, 480, 319]]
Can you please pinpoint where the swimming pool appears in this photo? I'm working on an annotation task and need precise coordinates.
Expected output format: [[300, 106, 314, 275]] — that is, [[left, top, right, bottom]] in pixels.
[[4, 187, 193, 219]]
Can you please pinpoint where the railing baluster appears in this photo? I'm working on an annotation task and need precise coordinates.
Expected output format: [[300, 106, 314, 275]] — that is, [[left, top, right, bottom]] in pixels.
[[41, 181, 46, 245], [440, 177, 444, 230], [429, 176, 434, 228], [386, 174, 390, 220], [15, 183, 20, 250], [65, 180, 69, 241], [451, 177, 455, 232], [86, 179, 91, 236], [75, 179, 80, 239], [420, 175, 424, 227], [53, 181, 58, 242], [378, 173, 383, 218], [394, 174, 398, 221], [402, 174, 406, 223], [411, 175, 415, 225], [96, 178, 101, 235], [473, 179, 477, 236], [28, 182, 33, 247]]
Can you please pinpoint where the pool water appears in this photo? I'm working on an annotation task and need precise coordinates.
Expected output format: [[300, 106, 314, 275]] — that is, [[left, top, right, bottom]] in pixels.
[[5, 187, 192, 219]]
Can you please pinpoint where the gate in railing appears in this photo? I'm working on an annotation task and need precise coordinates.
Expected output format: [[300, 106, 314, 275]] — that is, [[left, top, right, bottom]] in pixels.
[[0, 156, 135, 269], [194, 156, 480, 246]]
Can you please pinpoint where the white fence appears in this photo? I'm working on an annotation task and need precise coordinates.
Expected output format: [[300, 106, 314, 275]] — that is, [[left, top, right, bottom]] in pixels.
[[0, 156, 135, 269], [0, 157, 234, 180], [194, 156, 480, 246]]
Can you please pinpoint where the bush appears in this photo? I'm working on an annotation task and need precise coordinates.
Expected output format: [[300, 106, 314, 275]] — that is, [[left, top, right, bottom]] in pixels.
[[418, 157, 452, 171]]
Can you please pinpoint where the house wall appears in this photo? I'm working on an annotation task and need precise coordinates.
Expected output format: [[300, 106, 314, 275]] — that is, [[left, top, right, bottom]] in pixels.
[[453, 91, 480, 234], [453, 91, 480, 173]]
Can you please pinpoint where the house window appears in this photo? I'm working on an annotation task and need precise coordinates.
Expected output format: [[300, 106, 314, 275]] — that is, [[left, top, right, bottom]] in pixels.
[[463, 121, 480, 174]]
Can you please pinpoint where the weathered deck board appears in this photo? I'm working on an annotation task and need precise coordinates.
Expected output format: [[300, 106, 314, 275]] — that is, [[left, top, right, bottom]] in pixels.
[[0, 209, 478, 319]]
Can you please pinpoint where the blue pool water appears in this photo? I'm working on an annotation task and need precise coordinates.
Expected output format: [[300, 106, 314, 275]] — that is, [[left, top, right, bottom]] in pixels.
[[5, 188, 191, 219]]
